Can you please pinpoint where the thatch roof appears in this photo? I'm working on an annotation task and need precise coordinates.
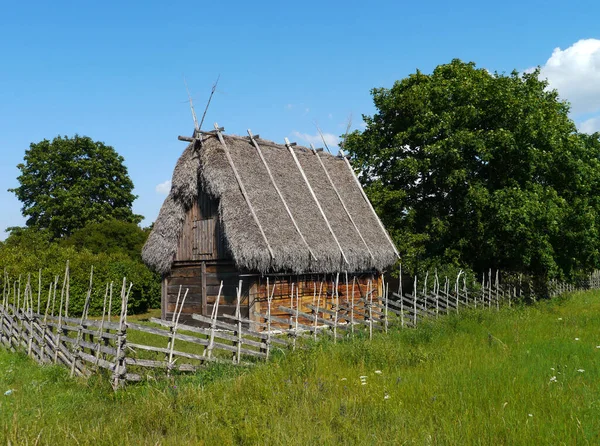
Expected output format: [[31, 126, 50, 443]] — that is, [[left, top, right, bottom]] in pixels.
[[142, 131, 398, 275]]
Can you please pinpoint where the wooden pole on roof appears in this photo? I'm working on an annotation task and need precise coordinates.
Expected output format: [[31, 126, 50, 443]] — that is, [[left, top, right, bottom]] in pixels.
[[214, 123, 275, 261], [284, 137, 349, 266], [183, 77, 200, 132], [248, 130, 317, 262], [338, 147, 400, 259], [310, 144, 375, 262]]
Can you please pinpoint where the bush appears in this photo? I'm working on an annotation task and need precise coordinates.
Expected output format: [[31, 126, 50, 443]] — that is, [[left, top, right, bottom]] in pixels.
[[0, 238, 160, 316]]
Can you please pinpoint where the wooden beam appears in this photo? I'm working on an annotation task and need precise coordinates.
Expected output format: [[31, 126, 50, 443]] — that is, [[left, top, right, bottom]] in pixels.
[[214, 123, 275, 260], [339, 148, 400, 259], [310, 145, 375, 262], [248, 129, 317, 262], [284, 138, 349, 266], [201, 262, 207, 316]]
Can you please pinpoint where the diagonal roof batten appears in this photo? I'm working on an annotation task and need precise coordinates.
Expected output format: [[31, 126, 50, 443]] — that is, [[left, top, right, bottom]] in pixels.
[[284, 138, 349, 266], [214, 123, 275, 260], [339, 148, 400, 258], [248, 130, 318, 262], [311, 145, 375, 262]]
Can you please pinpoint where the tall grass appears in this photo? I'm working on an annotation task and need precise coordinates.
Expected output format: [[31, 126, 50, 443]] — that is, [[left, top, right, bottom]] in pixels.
[[1, 291, 600, 444]]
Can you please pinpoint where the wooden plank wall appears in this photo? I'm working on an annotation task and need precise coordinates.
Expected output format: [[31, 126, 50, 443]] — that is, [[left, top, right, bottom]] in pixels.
[[175, 190, 229, 262], [165, 261, 253, 325], [164, 264, 380, 328], [251, 273, 379, 321]]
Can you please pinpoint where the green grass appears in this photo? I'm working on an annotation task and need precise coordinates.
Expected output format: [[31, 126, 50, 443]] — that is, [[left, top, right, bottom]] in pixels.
[[2, 291, 600, 445]]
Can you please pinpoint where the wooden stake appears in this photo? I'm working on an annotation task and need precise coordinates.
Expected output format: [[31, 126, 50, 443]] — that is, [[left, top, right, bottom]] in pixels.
[[95, 283, 110, 367], [112, 279, 132, 390], [266, 278, 275, 360], [37, 269, 41, 315], [168, 288, 189, 374], [314, 281, 323, 341], [107, 282, 114, 323], [435, 270, 440, 317], [333, 273, 339, 342], [368, 279, 373, 340], [71, 266, 93, 377], [351, 276, 356, 333], [495, 270, 500, 311], [234, 280, 243, 364], [413, 276, 418, 327], [64, 261, 70, 318], [204, 281, 223, 359]]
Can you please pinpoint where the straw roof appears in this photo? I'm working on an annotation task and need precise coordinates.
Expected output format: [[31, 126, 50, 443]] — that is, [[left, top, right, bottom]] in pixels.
[[142, 132, 398, 275]]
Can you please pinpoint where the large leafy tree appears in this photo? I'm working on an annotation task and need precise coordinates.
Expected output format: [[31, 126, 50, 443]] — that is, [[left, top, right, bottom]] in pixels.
[[345, 59, 600, 279], [10, 135, 142, 238], [61, 219, 150, 260]]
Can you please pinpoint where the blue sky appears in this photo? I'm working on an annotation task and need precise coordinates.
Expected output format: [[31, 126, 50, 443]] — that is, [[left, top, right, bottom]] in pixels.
[[1, 0, 599, 239]]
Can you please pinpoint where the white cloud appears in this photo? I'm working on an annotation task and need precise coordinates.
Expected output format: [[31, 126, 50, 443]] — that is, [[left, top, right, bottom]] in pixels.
[[155, 180, 171, 195], [291, 131, 339, 148], [537, 39, 600, 115], [580, 116, 600, 134]]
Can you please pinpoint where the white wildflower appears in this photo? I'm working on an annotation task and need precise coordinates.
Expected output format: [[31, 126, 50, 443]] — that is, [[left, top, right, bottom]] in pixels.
[[558, 318, 563, 320], [528, 414, 533, 417], [578, 369, 585, 373], [549, 376, 557, 383], [4, 390, 13, 396], [340, 378, 347, 381], [384, 393, 390, 400], [375, 370, 383, 375], [550, 367, 555, 371], [575, 338, 580, 341]]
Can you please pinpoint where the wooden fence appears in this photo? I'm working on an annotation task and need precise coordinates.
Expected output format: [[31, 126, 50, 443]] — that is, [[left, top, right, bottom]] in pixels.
[[1, 265, 597, 388], [0, 267, 289, 389], [256, 269, 600, 342]]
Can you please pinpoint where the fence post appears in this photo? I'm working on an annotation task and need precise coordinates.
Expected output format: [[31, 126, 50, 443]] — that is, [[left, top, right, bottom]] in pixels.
[[413, 276, 418, 327], [112, 279, 131, 390]]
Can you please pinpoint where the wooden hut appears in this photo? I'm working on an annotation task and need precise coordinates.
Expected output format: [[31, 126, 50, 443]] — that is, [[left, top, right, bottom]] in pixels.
[[142, 127, 399, 325]]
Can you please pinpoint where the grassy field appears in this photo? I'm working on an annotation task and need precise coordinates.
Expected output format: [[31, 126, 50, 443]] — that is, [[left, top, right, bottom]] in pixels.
[[1, 291, 600, 445]]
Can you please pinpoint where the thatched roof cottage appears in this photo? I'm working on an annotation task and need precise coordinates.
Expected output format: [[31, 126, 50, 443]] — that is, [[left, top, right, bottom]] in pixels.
[[142, 127, 398, 324]]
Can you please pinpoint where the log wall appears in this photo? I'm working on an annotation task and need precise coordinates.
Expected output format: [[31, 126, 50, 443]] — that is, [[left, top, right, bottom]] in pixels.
[[251, 273, 380, 327], [163, 265, 380, 328], [164, 261, 253, 325]]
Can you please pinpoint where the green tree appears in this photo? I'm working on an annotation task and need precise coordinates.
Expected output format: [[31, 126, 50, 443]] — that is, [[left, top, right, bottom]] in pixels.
[[9, 135, 142, 238], [62, 219, 149, 260], [345, 59, 600, 280]]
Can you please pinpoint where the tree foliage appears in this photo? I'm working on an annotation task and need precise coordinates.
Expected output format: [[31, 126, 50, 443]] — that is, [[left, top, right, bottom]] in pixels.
[[345, 59, 600, 280], [9, 135, 142, 238], [61, 219, 150, 260]]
